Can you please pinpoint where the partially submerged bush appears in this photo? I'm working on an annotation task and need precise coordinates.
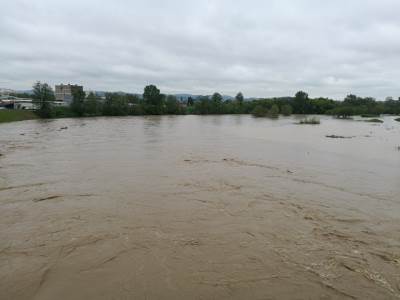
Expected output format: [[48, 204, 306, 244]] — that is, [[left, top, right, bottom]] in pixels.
[[299, 117, 320, 125], [365, 118, 384, 123], [281, 104, 293, 116], [251, 105, 268, 117], [361, 114, 380, 118], [268, 104, 280, 118]]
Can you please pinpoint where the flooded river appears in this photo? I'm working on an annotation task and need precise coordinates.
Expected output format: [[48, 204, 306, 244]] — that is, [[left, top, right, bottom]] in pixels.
[[1, 115, 400, 299]]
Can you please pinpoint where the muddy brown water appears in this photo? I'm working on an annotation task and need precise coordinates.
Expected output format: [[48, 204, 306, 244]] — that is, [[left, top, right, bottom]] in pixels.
[[0, 115, 399, 299]]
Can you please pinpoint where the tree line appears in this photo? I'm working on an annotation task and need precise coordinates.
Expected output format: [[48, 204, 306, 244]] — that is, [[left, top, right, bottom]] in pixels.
[[31, 81, 400, 118]]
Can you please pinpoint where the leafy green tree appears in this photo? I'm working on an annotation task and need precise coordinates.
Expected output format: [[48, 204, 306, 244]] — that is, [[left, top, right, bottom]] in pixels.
[[103, 93, 129, 116], [84, 92, 102, 116], [32, 81, 55, 118], [194, 96, 211, 114], [126, 94, 140, 104], [143, 85, 163, 106], [251, 105, 268, 117], [235, 92, 244, 105], [143, 85, 164, 114], [71, 89, 86, 116], [281, 104, 293, 116], [268, 104, 280, 118], [211, 92, 223, 114], [165, 95, 182, 114], [211, 92, 223, 103], [328, 106, 355, 118], [187, 96, 194, 106], [293, 91, 311, 114]]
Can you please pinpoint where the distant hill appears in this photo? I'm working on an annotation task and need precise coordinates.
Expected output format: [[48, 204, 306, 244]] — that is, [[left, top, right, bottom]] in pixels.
[[174, 94, 235, 101], [16, 89, 34, 95]]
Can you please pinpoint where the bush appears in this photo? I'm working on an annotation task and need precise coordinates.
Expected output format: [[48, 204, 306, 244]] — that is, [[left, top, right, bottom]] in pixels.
[[299, 117, 320, 125], [268, 104, 280, 118], [281, 104, 293, 116], [251, 105, 268, 117], [365, 118, 383, 123], [361, 114, 380, 118]]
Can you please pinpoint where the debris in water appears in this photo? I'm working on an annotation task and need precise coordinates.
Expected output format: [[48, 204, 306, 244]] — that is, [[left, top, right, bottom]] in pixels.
[[326, 135, 354, 139], [33, 195, 62, 202]]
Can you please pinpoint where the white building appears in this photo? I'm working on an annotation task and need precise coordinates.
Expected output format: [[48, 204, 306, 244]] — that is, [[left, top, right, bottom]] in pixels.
[[55, 84, 84, 105]]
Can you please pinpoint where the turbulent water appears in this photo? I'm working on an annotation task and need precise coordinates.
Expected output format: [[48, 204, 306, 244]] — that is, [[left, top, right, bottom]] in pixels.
[[0, 115, 399, 299]]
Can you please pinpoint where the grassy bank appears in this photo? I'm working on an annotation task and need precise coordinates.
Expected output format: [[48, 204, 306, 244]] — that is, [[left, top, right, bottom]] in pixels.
[[0, 110, 39, 124]]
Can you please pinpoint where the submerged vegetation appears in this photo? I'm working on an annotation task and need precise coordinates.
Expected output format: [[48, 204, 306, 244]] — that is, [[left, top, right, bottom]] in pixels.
[[361, 114, 380, 118], [365, 118, 384, 123], [299, 117, 321, 125]]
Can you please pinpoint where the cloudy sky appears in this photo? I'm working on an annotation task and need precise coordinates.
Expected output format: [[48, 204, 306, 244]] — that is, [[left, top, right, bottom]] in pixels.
[[1, 0, 399, 99]]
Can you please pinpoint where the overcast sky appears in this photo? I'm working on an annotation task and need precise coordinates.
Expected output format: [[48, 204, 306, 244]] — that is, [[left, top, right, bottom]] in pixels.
[[1, 0, 399, 99]]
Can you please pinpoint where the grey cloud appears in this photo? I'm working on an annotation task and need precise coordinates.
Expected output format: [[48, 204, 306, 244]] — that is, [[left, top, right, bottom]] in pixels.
[[1, 0, 400, 99]]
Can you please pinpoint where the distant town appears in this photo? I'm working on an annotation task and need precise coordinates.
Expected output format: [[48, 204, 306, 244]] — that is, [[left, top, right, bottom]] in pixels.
[[1, 84, 95, 110]]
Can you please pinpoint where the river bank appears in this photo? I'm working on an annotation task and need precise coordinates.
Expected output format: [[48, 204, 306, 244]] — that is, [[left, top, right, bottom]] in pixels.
[[0, 110, 38, 123]]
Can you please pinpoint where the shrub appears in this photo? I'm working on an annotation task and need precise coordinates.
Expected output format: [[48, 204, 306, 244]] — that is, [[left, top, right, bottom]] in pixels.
[[268, 104, 280, 118], [361, 114, 380, 118], [365, 118, 383, 123], [251, 105, 268, 117], [281, 104, 293, 116], [299, 117, 320, 125]]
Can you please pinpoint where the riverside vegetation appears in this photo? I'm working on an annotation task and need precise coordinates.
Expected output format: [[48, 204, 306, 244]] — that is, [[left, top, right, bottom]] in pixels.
[[3, 81, 400, 121], [0, 110, 39, 123]]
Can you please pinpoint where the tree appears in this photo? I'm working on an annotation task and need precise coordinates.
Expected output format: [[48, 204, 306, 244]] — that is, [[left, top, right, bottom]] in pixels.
[[211, 92, 223, 103], [165, 95, 181, 114], [187, 96, 194, 106], [71, 89, 86, 116], [143, 85, 163, 106], [211, 93, 223, 114], [143, 85, 164, 114], [194, 96, 211, 114], [293, 91, 311, 114], [32, 81, 55, 118], [84, 92, 102, 116], [103, 93, 129, 116], [268, 104, 280, 118], [281, 104, 293, 116], [126, 94, 140, 104], [251, 105, 268, 117], [235, 92, 244, 105]]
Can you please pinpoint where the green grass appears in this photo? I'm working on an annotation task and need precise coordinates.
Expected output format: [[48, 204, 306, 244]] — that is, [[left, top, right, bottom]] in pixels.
[[299, 117, 320, 125], [0, 110, 39, 123]]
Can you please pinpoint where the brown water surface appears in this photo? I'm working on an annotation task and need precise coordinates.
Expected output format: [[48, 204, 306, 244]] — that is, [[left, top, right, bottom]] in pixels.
[[1, 115, 400, 299]]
